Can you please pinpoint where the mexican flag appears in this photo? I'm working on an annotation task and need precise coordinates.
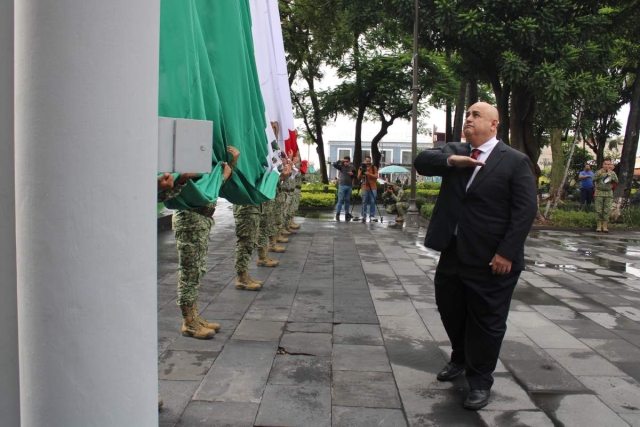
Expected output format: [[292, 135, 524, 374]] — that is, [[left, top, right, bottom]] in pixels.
[[159, 0, 280, 208]]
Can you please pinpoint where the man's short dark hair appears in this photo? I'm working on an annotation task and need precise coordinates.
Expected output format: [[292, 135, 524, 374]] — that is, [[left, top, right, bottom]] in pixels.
[[343, 156, 351, 161], [604, 158, 612, 163], [365, 156, 371, 160]]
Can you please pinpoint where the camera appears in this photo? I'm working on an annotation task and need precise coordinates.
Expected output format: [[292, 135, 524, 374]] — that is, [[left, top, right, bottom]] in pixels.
[[360, 163, 369, 172]]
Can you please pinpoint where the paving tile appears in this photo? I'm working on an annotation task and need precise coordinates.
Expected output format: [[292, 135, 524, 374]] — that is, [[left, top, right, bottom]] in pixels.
[[243, 304, 291, 321], [552, 394, 629, 427], [555, 319, 621, 340], [333, 344, 391, 372], [546, 348, 628, 376], [285, 322, 333, 333], [486, 376, 538, 411], [479, 411, 554, 427], [500, 337, 587, 392], [531, 304, 579, 320], [398, 388, 484, 427], [578, 376, 640, 413], [620, 413, 640, 426], [332, 371, 402, 409], [158, 350, 217, 381], [280, 332, 333, 356], [194, 340, 277, 403], [268, 355, 331, 386], [334, 324, 384, 346], [176, 401, 258, 427], [159, 380, 200, 425], [254, 385, 331, 427], [230, 319, 284, 342], [334, 306, 380, 324], [332, 407, 407, 427], [582, 338, 640, 362]]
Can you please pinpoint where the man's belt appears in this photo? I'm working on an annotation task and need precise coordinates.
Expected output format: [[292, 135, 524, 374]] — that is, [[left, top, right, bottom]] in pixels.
[[190, 204, 216, 218]]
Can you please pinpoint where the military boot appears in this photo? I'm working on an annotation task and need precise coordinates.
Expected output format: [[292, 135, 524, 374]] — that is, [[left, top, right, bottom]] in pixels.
[[602, 221, 609, 233], [277, 235, 290, 243], [286, 225, 298, 234], [180, 304, 215, 339], [257, 246, 279, 267], [248, 275, 263, 286], [193, 301, 220, 331], [269, 236, 286, 253], [236, 272, 262, 291], [281, 228, 292, 236], [596, 221, 602, 232], [289, 220, 301, 229], [396, 216, 405, 222]]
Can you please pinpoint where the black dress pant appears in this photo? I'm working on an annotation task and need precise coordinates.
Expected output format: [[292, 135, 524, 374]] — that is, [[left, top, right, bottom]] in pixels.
[[434, 238, 520, 390]]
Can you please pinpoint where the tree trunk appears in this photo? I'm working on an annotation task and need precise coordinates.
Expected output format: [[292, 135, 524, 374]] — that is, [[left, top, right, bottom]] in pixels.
[[615, 63, 640, 198], [467, 78, 478, 107], [452, 79, 466, 142], [353, 32, 363, 170], [354, 106, 365, 169], [371, 121, 391, 168], [510, 86, 540, 174], [307, 76, 329, 184], [549, 128, 564, 199], [445, 48, 453, 143], [595, 135, 607, 169], [489, 76, 510, 144]]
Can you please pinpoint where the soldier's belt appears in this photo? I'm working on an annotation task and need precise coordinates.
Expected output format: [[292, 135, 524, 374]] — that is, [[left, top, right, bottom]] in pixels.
[[190, 205, 216, 218]]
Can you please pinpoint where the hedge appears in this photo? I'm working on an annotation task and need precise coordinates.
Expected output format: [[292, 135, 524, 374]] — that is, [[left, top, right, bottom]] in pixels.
[[301, 183, 338, 195], [299, 192, 335, 208], [416, 182, 441, 190]]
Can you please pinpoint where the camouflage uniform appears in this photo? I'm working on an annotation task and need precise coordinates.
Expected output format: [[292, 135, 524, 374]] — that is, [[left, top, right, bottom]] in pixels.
[[386, 188, 409, 217], [259, 199, 275, 247], [273, 187, 286, 235], [292, 173, 303, 213], [594, 170, 619, 221], [282, 177, 297, 227], [157, 182, 185, 203], [233, 204, 261, 275], [173, 204, 216, 306]]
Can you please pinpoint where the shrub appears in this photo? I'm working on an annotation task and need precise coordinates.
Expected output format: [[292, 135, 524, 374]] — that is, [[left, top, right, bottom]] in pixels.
[[301, 183, 337, 194], [548, 210, 596, 228], [299, 192, 335, 208], [622, 206, 640, 227], [420, 203, 435, 219], [416, 182, 441, 190]]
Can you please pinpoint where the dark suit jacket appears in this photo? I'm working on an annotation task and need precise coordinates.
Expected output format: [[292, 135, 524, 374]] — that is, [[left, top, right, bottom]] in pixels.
[[414, 141, 537, 271]]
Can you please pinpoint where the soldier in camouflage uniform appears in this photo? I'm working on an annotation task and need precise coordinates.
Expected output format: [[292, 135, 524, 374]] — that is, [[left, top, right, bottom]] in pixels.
[[171, 147, 239, 340], [270, 153, 294, 252], [385, 183, 409, 222], [257, 199, 280, 267], [233, 204, 263, 290], [593, 158, 618, 233]]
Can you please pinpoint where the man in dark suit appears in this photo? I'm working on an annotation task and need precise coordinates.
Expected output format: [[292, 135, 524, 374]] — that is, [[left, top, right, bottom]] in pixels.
[[414, 102, 537, 410]]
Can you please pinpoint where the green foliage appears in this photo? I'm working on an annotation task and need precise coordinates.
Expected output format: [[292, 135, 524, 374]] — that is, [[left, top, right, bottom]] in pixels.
[[622, 207, 640, 228], [420, 203, 435, 219], [299, 193, 336, 208], [416, 182, 441, 190], [549, 210, 597, 228], [301, 183, 337, 194], [416, 189, 440, 198], [564, 144, 594, 182]]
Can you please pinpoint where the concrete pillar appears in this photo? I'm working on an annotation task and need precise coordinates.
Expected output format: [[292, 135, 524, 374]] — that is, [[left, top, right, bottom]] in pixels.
[[15, 1, 160, 425], [0, 1, 20, 425]]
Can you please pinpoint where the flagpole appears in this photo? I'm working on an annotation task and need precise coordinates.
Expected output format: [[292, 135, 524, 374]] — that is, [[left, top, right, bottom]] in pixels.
[[406, 0, 420, 228]]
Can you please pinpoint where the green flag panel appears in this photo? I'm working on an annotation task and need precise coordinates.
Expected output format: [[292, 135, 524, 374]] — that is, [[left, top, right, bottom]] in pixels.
[[159, 0, 278, 209]]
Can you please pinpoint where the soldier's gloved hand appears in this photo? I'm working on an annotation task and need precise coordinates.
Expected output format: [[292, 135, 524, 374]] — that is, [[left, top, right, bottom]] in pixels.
[[158, 173, 175, 191], [227, 146, 241, 166], [222, 162, 232, 182]]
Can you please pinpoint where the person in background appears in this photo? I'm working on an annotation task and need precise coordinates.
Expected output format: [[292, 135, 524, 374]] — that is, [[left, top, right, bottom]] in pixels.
[[357, 156, 379, 222], [593, 158, 618, 233], [578, 164, 594, 212], [332, 156, 356, 221]]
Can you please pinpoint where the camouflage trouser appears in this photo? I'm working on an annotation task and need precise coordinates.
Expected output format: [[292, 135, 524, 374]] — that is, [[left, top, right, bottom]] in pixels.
[[595, 196, 613, 221], [233, 204, 261, 275], [284, 191, 296, 226], [272, 190, 286, 234], [259, 199, 275, 248], [387, 202, 409, 217], [292, 188, 302, 213], [173, 207, 215, 306]]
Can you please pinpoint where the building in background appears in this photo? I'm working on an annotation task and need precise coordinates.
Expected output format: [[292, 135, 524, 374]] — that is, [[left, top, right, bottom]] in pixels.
[[327, 140, 433, 180]]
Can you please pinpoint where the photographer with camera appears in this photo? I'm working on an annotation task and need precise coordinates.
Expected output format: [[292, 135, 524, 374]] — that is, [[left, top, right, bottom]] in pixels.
[[333, 156, 357, 221], [385, 183, 409, 223], [357, 156, 379, 222]]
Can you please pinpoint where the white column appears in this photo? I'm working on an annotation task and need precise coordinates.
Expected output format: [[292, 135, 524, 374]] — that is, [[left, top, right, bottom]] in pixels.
[[15, 1, 160, 426], [0, 0, 20, 425]]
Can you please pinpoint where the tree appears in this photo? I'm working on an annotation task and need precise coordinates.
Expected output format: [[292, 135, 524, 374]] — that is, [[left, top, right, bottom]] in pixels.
[[280, 0, 348, 184]]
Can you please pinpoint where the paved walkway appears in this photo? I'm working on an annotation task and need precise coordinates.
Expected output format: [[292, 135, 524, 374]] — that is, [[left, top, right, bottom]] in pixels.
[[157, 200, 640, 427]]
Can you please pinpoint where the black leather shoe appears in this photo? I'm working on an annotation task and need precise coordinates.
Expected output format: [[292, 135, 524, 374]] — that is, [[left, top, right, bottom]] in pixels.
[[346, 213, 353, 222], [436, 362, 465, 381], [336, 213, 340, 221], [464, 389, 490, 410]]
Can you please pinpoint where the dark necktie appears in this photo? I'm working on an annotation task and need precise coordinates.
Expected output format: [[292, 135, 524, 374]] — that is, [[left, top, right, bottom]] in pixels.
[[463, 149, 481, 186]]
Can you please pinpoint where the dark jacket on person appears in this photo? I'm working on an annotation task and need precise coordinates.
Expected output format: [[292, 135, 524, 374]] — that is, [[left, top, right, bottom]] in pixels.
[[333, 161, 356, 187], [414, 141, 537, 271]]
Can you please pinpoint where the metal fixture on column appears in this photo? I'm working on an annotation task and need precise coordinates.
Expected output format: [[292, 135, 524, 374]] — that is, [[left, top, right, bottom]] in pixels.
[[405, 0, 421, 228]]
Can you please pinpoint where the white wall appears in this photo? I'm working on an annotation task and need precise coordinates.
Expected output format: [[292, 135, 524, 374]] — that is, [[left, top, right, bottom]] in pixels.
[[15, 1, 160, 425], [0, 0, 20, 424]]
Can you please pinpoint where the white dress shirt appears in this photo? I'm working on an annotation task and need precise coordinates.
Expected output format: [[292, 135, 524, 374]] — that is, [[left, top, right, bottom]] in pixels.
[[466, 137, 499, 191]]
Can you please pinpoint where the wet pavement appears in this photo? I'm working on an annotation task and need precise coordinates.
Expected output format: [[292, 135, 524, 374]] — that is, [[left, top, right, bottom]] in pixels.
[[157, 200, 640, 426]]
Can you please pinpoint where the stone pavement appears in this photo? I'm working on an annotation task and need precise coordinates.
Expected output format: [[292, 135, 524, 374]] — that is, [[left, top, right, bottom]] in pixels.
[[157, 200, 640, 426]]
